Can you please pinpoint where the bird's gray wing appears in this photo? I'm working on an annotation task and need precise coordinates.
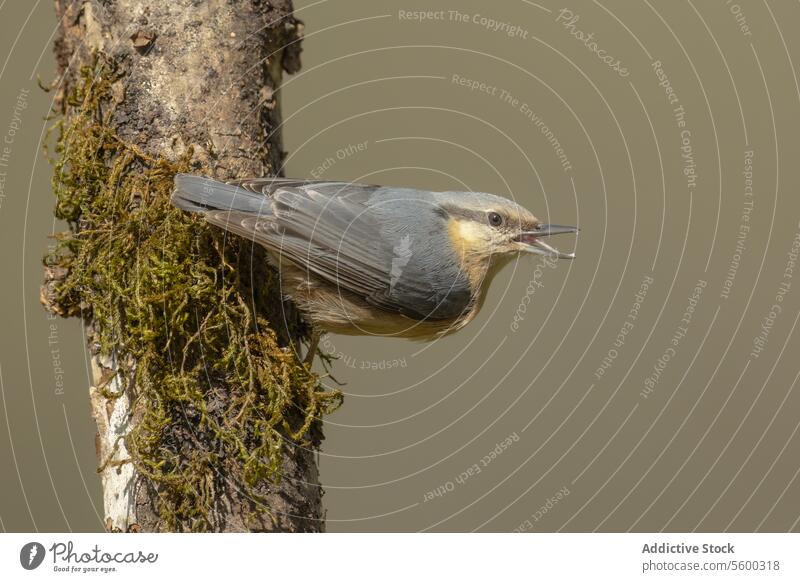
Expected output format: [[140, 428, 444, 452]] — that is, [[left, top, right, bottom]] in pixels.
[[203, 181, 441, 318]]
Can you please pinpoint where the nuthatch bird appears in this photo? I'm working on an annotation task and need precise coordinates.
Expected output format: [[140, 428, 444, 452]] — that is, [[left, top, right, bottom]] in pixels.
[[172, 175, 577, 358]]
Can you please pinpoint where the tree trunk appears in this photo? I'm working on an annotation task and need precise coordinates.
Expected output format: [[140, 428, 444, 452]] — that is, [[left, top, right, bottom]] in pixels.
[[43, 0, 328, 532]]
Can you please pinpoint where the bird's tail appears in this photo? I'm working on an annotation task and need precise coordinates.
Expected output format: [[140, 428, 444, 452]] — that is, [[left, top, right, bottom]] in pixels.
[[171, 174, 270, 214]]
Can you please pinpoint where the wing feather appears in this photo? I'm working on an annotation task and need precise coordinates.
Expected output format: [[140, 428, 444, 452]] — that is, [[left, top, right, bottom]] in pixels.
[[207, 181, 400, 304]]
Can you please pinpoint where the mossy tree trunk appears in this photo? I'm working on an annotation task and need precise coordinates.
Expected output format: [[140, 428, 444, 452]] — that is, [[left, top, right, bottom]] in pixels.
[[42, 0, 334, 532]]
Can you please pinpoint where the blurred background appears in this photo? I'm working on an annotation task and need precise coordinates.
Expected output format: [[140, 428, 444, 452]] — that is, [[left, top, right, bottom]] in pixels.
[[1, 0, 799, 532]]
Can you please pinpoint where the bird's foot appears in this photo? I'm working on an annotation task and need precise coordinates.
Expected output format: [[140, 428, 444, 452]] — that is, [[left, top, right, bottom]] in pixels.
[[303, 330, 321, 366]]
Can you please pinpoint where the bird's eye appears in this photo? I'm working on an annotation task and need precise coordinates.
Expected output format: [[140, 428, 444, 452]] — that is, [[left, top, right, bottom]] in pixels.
[[488, 212, 504, 227]]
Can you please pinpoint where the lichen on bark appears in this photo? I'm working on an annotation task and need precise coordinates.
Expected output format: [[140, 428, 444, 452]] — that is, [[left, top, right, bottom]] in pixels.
[[42, 49, 340, 531]]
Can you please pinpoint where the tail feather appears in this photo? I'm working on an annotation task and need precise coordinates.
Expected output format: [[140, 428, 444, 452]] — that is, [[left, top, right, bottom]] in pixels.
[[171, 174, 271, 215]]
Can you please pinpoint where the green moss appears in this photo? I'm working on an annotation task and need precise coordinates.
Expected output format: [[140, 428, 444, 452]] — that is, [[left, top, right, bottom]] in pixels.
[[45, 55, 341, 531]]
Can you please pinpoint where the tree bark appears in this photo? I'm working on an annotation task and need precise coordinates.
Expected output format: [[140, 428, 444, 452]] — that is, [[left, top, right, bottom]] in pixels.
[[46, 0, 323, 532]]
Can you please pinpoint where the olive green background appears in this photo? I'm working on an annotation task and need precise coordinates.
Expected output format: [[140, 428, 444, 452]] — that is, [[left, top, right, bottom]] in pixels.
[[1, 0, 799, 532]]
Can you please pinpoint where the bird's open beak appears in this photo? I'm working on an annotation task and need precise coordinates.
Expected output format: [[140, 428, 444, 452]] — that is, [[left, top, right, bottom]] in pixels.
[[514, 224, 579, 259]]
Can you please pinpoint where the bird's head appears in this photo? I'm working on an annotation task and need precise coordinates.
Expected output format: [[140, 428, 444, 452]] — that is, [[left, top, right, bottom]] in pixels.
[[437, 191, 578, 263]]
